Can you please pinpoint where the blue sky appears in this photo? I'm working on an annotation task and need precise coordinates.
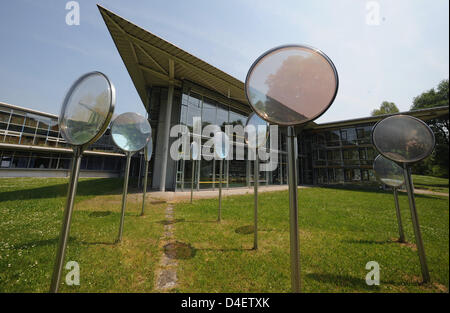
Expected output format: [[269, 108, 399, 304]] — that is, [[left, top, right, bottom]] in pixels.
[[0, 0, 448, 123]]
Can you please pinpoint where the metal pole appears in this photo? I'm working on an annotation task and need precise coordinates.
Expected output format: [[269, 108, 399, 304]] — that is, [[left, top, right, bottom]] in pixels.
[[403, 164, 430, 283], [50, 146, 83, 293], [141, 160, 149, 216], [218, 159, 223, 222], [393, 188, 405, 243], [287, 126, 301, 293], [253, 155, 259, 250], [137, 153, 142, 188], [118, 152, 132, 243], [190, 160, 195, 203]]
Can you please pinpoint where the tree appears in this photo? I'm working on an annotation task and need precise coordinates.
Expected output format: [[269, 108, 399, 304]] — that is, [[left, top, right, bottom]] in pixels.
[[410, 79, 449, 178], [371, 101, 399, 116]]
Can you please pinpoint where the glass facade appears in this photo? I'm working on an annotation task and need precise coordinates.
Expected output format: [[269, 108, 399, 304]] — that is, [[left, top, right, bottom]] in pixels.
[[175, 85, 289, 190], [0, 103, 128, 175], [300, 124, 378, 185]]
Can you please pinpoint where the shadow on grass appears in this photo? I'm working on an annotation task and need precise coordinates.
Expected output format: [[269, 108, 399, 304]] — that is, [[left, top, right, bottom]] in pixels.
[[316, 184, 446, 200], [175, 220, 218, 224], [12, 236, 115, 249], [306, 273, 380, 291], [156, 218, 185, 225], [235, 225, 254, 235], [12, 237, 76, 250], [196, 247, 254, 252], [79, 240, 116, 246], [0, 178, 123, 202], [342, 239, 394, 245], [89, 211, 112, 218]]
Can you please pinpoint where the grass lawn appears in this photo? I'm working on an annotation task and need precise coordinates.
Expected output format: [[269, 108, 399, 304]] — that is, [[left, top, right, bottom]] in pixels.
[[0, 177, 167, 292], [412, 175, 449, 193], [173, 187, 449, 293], [0, 178, 448, 293]]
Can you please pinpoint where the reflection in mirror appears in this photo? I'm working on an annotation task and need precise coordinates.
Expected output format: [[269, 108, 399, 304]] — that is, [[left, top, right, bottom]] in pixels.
[[191, 141, 199, 160], [245, 45, 338, 125], [111, 112, 151, 152], [372, 115, 435, 163], [245, 112, 269, 149], [59, 72, 114, 146], [373, 154, 404, 187], [214, 132, 230, 159], [144, 137, 153, 162]]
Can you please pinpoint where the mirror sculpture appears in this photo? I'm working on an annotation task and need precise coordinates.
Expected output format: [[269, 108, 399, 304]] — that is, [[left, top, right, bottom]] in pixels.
[[190, 141, 200, 203], [373, 154, 406, 243], [214, 131, 230, 221], [372, 114, 435, 283], [111, 112, 151, 242], [141, 138, 153, 216], [245, 112, 269, 250], [51, 71, 115, 292], [245, 45, 338, 292]]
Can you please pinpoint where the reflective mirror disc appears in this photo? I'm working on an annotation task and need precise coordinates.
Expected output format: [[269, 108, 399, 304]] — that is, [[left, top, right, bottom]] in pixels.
[[191, 141, 200, 160], [245, 45, 338, 126], [111, 112, 151, 152], [245, 112, 269, 149], [144, 137, 153, 162], [373, 154, 404, 187], [214, 132, 230, 159], [372, 115, 435, 163], [59, 72, 115, 146]]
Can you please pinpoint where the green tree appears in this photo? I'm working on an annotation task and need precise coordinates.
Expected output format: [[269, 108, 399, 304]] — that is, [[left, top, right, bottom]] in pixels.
[[371, 101, 399, 116], [411, 79, 449, 178]]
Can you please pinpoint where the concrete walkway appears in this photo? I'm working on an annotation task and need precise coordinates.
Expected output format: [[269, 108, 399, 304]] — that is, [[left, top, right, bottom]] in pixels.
[[137, 184, 448, 202], [144, 184, 294, 202]]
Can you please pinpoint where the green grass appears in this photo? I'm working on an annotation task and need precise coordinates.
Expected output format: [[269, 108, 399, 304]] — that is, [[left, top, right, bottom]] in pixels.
[[0, 177, 167, 292], [173, 187, 449, 293], [412, 175, 449, 193], [0, 178, 448, 293]]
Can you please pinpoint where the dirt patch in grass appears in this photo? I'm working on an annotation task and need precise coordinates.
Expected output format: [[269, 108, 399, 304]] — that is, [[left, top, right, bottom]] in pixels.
[[391, 238, 417, 251], [164, 241, 196, 259]]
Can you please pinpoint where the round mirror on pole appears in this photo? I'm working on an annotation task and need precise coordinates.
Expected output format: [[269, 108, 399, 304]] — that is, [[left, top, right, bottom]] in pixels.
[[373, 154, 406, 243], [372, 114, 435, 283], [245, 44, 339, 293], [141, 137, 153, 216], [111, 112, 152, 242], [245, 112, 269, 250], [51, 71, 115, 293], [190, 141, 200, 203], [214, 132, 230, 221]]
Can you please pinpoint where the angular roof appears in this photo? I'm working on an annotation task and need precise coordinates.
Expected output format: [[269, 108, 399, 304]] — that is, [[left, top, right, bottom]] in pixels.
[[98, 6, 448, 131], [97, 5, 248, 112]]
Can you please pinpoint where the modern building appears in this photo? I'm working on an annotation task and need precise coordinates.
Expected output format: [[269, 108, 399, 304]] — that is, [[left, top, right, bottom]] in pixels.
[[0, 101, 142, 178], [97, 6, 448, 191], [1, 7, 448, 191]]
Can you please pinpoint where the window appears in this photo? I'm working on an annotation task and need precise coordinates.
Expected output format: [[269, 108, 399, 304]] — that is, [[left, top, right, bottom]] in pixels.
[[341, 128, 357, 145], [0, 111, 10, 123], [216, 103, 229, 131], [10, 114, 24, 125], [202, 97, 216, 128]]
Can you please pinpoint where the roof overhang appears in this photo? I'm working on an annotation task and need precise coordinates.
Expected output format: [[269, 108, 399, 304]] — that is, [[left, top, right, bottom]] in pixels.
[[97, 5, 248, 113], [306, 105, 449, 131]]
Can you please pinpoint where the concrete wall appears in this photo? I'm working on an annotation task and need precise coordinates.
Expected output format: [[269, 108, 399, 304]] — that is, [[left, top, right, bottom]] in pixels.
[[152, 89, 181, 191]]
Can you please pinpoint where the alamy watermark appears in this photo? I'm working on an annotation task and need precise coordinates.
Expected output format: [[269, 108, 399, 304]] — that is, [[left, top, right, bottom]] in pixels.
[[169, 119, 279, 171], [365, 1, 380, 26], [365, 261, 380, 285], [65, 1, 80, 26], [65, 261, 80, 286]]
